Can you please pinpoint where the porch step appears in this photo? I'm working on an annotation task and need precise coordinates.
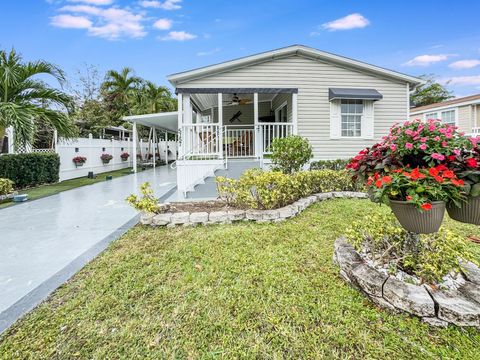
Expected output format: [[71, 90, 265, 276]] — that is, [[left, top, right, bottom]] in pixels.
[[186, 160, 260, 199]]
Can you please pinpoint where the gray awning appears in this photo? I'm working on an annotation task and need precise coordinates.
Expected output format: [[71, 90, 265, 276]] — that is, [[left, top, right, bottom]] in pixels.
[[329, 88, 383, 101]]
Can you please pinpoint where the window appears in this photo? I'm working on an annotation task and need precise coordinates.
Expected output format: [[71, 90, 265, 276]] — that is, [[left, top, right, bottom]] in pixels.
[[441, 110, 456, 126], [340, 99, 363, 137], [275, 102, 288, 122], [425, 112, 438, 120]]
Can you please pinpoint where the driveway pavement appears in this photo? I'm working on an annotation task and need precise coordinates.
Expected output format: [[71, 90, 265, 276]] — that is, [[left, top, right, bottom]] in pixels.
[[0, 166, 176, 333]]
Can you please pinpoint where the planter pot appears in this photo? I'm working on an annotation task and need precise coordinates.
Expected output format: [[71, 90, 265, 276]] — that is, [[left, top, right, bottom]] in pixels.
[[121, 158, 128, 162], [447, 196, 480, 225], [74, 162, 84, 167], [102, 160, 111, 165], [389, 200, 445, 234]]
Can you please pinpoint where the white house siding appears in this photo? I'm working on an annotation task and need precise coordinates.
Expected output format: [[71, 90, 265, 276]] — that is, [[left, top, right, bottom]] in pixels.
[[458, 105, 472, 132], [176, 55, 408, 159]]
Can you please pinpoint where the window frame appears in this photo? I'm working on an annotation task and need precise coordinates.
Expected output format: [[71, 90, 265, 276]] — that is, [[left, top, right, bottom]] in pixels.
[[275, 101, 288, 123], [340, 99, 363, 138], [423, 108, 457, 127]]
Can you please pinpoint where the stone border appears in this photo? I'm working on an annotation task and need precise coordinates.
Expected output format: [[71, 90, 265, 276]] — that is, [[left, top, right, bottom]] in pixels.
[[140, 191, 368, 227], [333, 238, 480, 328]]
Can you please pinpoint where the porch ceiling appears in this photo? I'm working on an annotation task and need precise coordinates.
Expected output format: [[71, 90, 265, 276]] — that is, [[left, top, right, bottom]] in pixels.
[[123, 112, 178, 133], [191, 93, 278, 112]]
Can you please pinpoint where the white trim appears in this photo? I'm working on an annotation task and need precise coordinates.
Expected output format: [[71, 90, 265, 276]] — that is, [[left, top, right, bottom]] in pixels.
[[168, 45, 423, 86], [274, 100, 288, 122], [292, 93, 298, 134], [422, 107, 458, 127], [411, 99, 480, 115], [406, 83, 410, 119]]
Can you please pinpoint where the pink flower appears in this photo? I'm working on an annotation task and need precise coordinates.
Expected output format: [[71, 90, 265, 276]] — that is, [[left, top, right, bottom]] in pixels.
[[420, 137, 427, 143], [405, 143, 413, 149], [441, 141, 448, 147], [419, 144, 427, 150], [390, 144, 397, 151], [445, 133, 453, 139], [405, 129, 414, 136], [453, 149, 461, 156], [429, 125, 436, 132], [434, 136, 441, 141], [439, 128, 447, 134], [431, 153, 445, 161]]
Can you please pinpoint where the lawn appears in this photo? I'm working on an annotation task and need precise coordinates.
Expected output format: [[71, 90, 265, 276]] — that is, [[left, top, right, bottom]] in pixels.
[[0, 199, 479, 359], [0, 167, 135, 209]]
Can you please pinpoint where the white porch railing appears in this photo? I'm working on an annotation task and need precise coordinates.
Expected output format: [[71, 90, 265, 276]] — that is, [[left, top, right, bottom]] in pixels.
[[224, 125, 255, 158], [258, 122, 294, 155], [181, 123, 222, 160]]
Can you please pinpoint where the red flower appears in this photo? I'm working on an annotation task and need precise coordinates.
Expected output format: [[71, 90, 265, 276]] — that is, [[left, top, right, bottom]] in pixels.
[[375, 179, 383, 188], [434, 175, 444, 183], [410, 168, 426, 180], [406, 195, 413, 201], [442, 169, 455, 179], [429, 167, 439, 177], [451, 178, 465, 187], [436, 164, 448, 171], [448, 155, 456, 162], [382, 176, 392, 184], [466, 158, 478, 168], [421, 203, 432, 211]]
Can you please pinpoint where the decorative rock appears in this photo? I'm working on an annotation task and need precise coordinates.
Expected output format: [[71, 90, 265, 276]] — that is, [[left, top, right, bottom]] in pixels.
[[422, 317, 449, 327], [369, 295, 400, 313], [262, 210, 279, 220], [427, 288, 480, 327], [459, 282, 480, 304], [278, 206, 296, 219], [152, 213, 172, 226], [351, 263, 388, 297], [171, 212, 190, 225], [383, 278, 435, 317], [246, 209, 264, 221], [189, 212, 209, 224], [332, 192, 345, 198], [140, 213, 154, 225], [333, 238, 362, 278], [316, 192, 333, 200], [227, 210, 245, 222], [461, 261, 480, 285], [209, 211, 228, 223]]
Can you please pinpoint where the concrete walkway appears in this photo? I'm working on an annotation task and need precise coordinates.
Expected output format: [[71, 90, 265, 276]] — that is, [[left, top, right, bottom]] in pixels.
[[0, 166, 176, 333]]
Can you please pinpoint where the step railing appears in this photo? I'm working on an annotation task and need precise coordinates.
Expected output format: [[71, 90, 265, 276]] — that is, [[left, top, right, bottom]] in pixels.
[[258, 122, 294, 155]]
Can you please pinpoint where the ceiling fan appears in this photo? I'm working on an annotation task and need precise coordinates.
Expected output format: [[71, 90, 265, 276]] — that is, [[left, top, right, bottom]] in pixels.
[[223, 93, 252, 106]]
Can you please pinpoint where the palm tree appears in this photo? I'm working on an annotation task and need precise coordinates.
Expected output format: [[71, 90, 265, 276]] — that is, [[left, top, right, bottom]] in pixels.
[[134, 81, 177, 114], [101, 67, 142, 117], [0, 48, 76, 151]]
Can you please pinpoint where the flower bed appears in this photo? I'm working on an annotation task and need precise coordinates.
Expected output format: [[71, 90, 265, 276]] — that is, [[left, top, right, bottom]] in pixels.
[[139, 191, 368, 227]]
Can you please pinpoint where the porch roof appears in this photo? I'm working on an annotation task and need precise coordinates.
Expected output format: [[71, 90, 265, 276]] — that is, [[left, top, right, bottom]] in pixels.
[[123, 112, 178, 133]]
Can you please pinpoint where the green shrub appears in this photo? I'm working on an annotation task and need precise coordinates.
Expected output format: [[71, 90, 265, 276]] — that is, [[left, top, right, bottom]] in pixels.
[[0, 153, 60, 188], [217, 169, 356, 210], [270, 135, 313, 174], [126, 182, 160, 214], [345, 213, 477, 284], [310, 159, 350, 171], [0, 178, 14, 196]]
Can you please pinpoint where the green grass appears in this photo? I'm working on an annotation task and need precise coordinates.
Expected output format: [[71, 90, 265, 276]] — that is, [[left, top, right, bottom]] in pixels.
[[0, 168, 135, 209], [0, 199, 479, 359]]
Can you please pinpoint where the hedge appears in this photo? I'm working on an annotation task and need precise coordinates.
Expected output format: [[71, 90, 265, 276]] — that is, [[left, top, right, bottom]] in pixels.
[[309, 159, 350, 171], [0, 153, 60, 188]]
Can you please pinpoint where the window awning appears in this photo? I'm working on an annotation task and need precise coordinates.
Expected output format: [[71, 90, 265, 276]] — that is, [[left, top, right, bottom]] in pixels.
[[329, 88, 383, 101]]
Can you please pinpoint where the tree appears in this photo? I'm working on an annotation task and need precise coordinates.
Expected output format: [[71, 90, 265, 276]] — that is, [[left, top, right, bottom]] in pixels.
[[0, 48, 76, 150], [410, 74, 454, 108], [133, 81, 177, 114]]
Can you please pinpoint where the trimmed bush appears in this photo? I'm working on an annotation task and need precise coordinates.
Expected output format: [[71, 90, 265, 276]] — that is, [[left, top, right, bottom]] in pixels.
[[217, 169, 357, 210], [310, 159, 350, 171], [0, 178, 14, 196], [0, 153, 60, 188], [270, 135, 313, 174]]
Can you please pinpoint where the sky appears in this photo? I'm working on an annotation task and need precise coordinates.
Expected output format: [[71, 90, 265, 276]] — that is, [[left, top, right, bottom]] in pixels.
[[2, 0, 480, 96]]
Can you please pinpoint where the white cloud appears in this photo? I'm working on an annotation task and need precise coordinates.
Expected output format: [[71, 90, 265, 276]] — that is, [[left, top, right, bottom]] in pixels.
[[139, 0, 181, 10], [322, 13, 370, 31], [439, 75, 480, 86], [449, 59, 480, 70], [197, 48, 220, 56], [67, 0, 114, 5], [160, 30, 196, 41], [403, 54, 455, 67], [57, 4, 146, 39], [50, 14, 92, 28], [153, 18, 172, 30]]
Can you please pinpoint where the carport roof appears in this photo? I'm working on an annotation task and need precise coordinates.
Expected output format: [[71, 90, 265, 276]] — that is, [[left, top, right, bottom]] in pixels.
[[123, 112, 178, 133]]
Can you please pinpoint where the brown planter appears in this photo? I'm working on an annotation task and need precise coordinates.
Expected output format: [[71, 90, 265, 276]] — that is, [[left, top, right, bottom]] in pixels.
[[447, 196, 480, 225], [390, 200, 445, 234]]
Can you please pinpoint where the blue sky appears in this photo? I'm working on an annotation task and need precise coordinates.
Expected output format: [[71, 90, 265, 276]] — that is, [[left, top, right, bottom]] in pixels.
[[2, 0, 480, 96]]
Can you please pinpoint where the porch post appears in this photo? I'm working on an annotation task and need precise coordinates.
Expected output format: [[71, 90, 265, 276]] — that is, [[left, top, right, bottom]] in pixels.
[[152, 127, 156, 169], [292, 92, 298, 135], [132, 122, 137, 173], [254, 92, 260, 158], [177, 92, 183, 158], [164, 130, 168, 165], [218, 92, 223, 158]]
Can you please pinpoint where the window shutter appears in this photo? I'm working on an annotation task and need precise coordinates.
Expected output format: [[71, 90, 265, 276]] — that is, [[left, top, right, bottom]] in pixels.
[[362, 100, 374, 139], [330, 100, 341, 139]]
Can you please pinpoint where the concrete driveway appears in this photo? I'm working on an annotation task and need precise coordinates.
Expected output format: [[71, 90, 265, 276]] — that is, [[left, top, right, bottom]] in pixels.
[[0, 166, 176, 333]]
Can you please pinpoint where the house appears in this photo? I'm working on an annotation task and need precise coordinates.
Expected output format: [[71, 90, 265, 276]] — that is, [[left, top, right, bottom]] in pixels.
[[127, 45, 423, 196], [409, 94, 480, 135]]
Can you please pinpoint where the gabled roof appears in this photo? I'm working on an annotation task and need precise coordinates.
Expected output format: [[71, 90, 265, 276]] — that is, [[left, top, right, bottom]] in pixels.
[[410, 94, 480, 114], [168, 45, 423, 87]]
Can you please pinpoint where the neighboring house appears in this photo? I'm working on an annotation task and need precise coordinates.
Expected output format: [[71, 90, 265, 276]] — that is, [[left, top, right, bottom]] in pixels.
[[410, 94, 480, 135], [128, 45, 423, 195]]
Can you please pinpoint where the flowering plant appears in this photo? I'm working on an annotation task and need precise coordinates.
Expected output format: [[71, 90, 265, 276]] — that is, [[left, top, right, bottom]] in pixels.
[[72, 156, 87, 164], [120, 152, 130, 160], [371, 165, 465, 211], [448, 142, 480, 197], [100, 153, 113, 163]]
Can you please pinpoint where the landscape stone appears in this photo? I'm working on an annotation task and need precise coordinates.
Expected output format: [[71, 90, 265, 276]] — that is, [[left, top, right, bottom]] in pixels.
[[152, 213, 172, 226], [422, 317, 449, 327], [140, 213, 154, 225], [246, 209, 264, 221], [369, 296, 400, 313], [189, 212, 209, 224], [209, 211, 228, 223], [262, 209, 279, 220], [171, 212, 189, 225], [351, 263, 388, 297], [427, 288, 480, 327], [461, 261, 480, 285], [333, 238, 362, 278], [227, 210, 245, 221], [278, 206, 296, 218], [459, 282, 480, 305], [316, 192, 333, 200], [383, 278, 435, 317]]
